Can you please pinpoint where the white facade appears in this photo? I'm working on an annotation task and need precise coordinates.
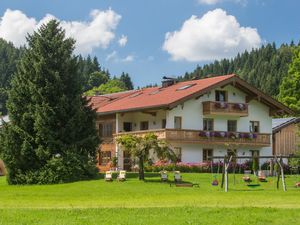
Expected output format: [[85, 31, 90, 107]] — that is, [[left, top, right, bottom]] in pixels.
[[116, 84, 273, 168]]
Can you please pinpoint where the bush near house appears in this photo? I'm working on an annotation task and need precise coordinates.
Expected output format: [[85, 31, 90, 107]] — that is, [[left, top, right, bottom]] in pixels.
[[145, 160, 292, 174]]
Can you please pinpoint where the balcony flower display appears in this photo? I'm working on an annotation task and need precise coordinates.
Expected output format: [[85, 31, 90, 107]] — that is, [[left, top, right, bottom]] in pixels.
[[239, 133, 245, 138], [240, 133, 258, 139], [219, 131, 227, 138], [234, 103, 247, 111], [199, 131, 211, 137], [215, 102, 228, 109], [229, 132, 239, 139], [214, 131, 227, 138]]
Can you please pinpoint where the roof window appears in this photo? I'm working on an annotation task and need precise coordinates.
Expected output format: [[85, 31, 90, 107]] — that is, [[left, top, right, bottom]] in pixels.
[[176, 83, 196, 91], [149, 90, 162, 95]]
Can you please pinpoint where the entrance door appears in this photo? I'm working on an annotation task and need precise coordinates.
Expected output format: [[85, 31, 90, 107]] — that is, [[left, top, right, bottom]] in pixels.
[[123, 151, 132, 171]]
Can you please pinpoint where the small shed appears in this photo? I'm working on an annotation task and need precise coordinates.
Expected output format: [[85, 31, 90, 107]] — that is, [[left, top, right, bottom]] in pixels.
[[272, 117, 300, 155]]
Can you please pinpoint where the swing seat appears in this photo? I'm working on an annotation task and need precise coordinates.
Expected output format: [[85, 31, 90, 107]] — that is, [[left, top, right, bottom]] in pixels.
[[258, 176, 267, 182], [243, 176, 252, 182], [247, 183, 260, 188], [211, 179, 219, 186]]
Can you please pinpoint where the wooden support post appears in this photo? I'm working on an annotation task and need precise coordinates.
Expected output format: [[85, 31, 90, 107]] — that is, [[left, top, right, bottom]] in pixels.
[[221, 156, 226, 188], [275, 157, 280, 189], [278, 157, 287, 192], [224, 156, 232, 192], [270, 159, 273, 176]]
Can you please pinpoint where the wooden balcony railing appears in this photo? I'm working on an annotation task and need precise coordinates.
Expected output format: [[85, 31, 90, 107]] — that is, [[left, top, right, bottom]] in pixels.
[[203, 101, 248, 117], [114, 129, 271, 147]]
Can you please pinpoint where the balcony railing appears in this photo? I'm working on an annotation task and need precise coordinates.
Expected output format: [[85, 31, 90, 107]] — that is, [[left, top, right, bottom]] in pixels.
[[203, 101, 248, 117], [114, 129, 271, 147]]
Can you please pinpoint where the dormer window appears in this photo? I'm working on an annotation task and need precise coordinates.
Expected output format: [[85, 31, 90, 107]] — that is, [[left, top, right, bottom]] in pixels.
[[215, 90, 227, 102]]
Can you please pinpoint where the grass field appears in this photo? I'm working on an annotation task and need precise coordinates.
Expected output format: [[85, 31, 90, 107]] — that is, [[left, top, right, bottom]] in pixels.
[[0, 172, 300, 224]]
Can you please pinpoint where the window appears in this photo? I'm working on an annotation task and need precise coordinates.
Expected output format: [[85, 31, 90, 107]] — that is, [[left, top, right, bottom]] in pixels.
[[203, 118, 214, 131], [162, 119, 166, 129], [215, 90, 227, 102], [227, 120, 237, 132], [123, 151, 132, 171], [140, 121, 149, 130], [227, 149, 237, 163], [149, 90, 161, 95], [174, 147, 182, 162], [203, 149, 213, 162], [123, 122, 132, 132], [249, 121, 260, 133], [176, 83, 196, 91], [99, 123, 113, 137], [99, 151, 111, 166], [174, 117, 182, 129]]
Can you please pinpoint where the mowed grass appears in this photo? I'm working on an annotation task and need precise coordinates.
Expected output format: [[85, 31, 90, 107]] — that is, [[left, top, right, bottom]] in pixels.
[[0, 173, 300, 224]]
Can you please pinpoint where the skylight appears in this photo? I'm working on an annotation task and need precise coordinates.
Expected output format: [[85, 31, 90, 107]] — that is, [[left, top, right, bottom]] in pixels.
[[149, 90, 161, 95], [176, 83, 196, 91]]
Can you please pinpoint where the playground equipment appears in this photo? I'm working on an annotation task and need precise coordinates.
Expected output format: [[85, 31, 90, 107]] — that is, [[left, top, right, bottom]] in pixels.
[[209, 155, 300, 192]]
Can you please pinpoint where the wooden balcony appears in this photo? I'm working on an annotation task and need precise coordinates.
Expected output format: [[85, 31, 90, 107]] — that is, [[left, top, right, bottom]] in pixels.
[[203, 101, 248, 117], [114, 129, 271, 147]]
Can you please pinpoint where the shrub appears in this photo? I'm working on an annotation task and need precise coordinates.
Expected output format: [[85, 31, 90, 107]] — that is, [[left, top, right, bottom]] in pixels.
[[144, 161, 250, 174]]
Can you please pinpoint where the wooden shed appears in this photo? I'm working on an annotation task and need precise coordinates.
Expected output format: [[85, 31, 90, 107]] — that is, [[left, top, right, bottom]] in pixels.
[[0, 159, 6, 176], [272, 117, 300, 156]]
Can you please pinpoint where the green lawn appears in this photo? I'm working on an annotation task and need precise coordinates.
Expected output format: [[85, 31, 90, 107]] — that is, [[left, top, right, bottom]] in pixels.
[[0, 173, 300, 224]]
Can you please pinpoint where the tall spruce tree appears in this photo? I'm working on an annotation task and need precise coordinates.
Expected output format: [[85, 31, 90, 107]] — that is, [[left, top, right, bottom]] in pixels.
[[0, 20, 99, 184]]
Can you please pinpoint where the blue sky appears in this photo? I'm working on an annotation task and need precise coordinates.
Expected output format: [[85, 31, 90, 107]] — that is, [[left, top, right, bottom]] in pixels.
[[0, 0, 299, 87]]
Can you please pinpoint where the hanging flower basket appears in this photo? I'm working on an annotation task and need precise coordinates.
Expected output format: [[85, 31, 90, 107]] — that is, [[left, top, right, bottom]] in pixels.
[[229, 132, 239, 139], [215, 102, 228, 109], [234, 103, 246, 111], [199, 131, 211, 138]]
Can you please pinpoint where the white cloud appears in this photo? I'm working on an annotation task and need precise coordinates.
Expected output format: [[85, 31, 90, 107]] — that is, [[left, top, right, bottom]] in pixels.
[[198, 0, 221, 5], [118, 35, 128, 47], [105, 51, 134, 63], [106, 51, 117, 61], [122, 55, 134, 62], [0, 8, 122, 55], [198, 0, 247, 5], [162, 8, 261, 62]]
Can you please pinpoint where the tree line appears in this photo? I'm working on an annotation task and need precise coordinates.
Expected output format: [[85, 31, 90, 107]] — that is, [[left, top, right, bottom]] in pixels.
[[0, 38, 134, 115], [178, 42, 298, 98]]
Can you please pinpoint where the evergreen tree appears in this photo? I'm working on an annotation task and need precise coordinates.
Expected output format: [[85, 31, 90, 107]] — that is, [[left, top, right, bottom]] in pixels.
[[180, 42, 296, 98], [120, 72, 134, 90], [0, 39, 23, 114], [278, 45, 300, 115], [0, 20, 99, 184]]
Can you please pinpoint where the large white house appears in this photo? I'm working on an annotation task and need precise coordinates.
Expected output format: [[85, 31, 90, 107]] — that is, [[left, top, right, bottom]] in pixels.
[[90, 74, 293, 171]]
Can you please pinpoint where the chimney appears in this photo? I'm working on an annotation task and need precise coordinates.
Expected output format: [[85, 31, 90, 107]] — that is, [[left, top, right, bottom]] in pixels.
[[162, 76, 176, 88]]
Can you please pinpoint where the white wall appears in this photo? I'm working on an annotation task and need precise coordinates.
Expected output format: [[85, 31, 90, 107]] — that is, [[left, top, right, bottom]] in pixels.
[[117, 110, 166, 132], [167, 143, 269, 165], [115, 84, 274, 169]]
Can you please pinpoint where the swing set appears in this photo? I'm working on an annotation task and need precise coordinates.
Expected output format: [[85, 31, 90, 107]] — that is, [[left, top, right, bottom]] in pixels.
[[209, 155, 300, 192]]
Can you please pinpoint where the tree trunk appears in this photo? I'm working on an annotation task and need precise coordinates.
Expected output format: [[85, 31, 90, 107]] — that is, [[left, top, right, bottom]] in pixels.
[[138, 157, 145, 180]]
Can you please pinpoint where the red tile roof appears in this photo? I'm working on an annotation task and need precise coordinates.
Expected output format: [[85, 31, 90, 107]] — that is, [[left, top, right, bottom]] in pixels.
[[90, 74, 236, 114]]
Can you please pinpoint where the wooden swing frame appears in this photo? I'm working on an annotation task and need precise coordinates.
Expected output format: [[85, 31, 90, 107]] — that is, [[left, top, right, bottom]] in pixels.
[[209, 155, 300, 192]]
